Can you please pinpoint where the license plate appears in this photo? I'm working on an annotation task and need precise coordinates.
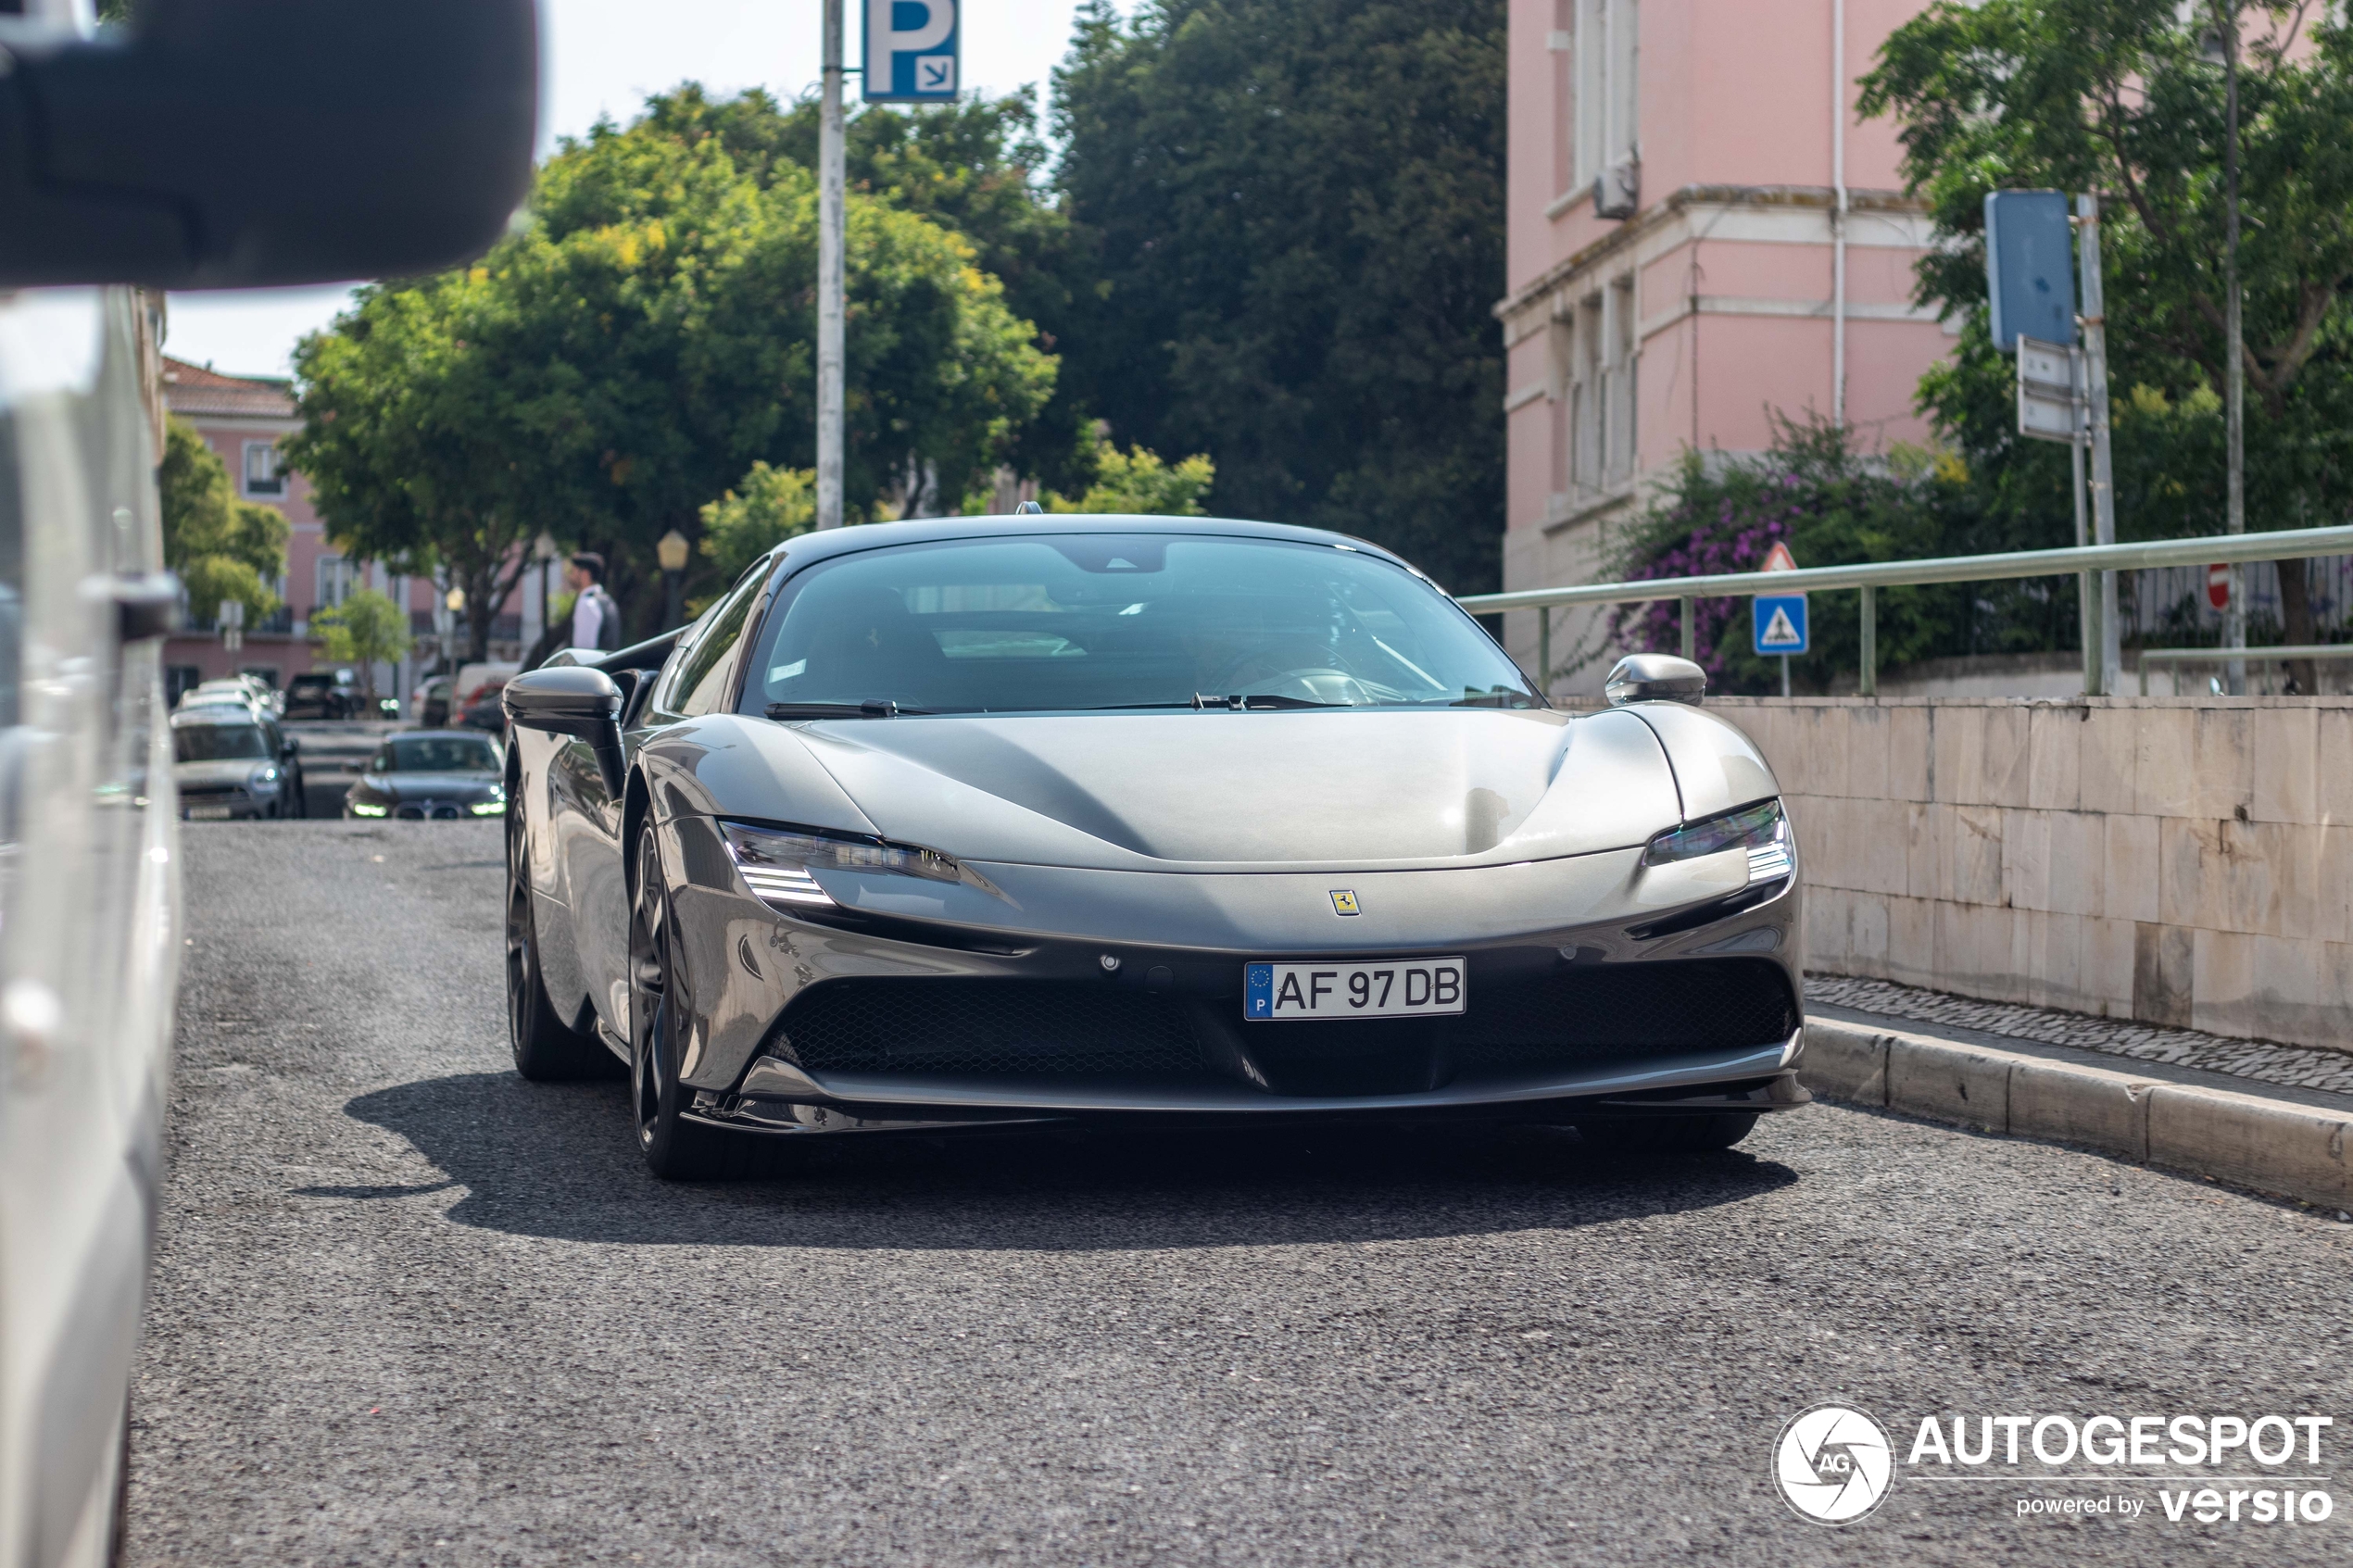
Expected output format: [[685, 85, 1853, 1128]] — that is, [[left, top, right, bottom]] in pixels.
[[185, 806, 233, 821], [1244, 959, 1466, 1022]]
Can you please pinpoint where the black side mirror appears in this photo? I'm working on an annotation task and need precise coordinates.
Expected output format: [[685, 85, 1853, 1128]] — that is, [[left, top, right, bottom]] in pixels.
[[504, 667, 626, 798], [0, 0, 537, 289], [282, 736, 299, 757]]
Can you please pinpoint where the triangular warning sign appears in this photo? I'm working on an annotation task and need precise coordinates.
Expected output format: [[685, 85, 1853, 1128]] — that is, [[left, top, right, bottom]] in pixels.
[[1760, 605, 1803, 648], [1761, 541, 1798, 572]]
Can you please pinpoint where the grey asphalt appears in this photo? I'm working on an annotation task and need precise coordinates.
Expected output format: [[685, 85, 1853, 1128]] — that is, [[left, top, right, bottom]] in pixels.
[[132, 822, 2353, 1566]]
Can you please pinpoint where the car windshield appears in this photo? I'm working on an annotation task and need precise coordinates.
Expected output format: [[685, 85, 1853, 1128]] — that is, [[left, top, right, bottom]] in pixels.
[[380, 735, 498, 772], [291, 674, 334, 690], [174, 724, 271, 762], [739, 533, 1538, 715]]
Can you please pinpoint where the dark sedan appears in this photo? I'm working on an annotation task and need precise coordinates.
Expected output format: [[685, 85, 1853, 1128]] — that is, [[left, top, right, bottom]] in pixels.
[[344, 731, 507, 820]]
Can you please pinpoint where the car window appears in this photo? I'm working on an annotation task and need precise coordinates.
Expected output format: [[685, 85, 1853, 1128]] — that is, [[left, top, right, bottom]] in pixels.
[[664, 570, 767, 718], [172, 724, 271, 763], [737, 534, 1537, 715], [387, 735, 498, 772]]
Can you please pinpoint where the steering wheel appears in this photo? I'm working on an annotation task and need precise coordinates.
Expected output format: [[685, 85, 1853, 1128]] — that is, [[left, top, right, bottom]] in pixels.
[[1203, 640, 1375, 706]]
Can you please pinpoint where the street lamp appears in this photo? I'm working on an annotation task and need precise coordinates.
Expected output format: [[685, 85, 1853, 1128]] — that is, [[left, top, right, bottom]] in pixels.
[[657, 529, 690, 631]]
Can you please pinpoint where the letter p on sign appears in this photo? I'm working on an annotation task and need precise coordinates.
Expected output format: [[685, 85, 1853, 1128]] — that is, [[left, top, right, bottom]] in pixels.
[[865, 0, 960, 102]]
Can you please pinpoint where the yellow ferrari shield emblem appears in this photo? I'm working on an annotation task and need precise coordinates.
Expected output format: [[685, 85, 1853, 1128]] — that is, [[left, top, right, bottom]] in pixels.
[[1329, 890, 1360, 916]]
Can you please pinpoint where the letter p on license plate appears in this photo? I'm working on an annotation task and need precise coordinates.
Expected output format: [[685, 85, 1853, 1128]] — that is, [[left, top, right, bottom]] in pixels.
[[1244, 959, 1466, 1021]]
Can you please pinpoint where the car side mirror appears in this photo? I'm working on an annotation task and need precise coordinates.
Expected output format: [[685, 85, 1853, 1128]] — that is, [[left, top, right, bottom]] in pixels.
[[504, 667, 626, 798], [1604, 654, 1707, 706], [0, 0, 536, 288], [281, 736, 299, 757]]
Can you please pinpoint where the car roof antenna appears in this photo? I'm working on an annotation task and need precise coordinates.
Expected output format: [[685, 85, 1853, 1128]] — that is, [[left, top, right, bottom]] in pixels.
[[1013, 499, 1044, 514]]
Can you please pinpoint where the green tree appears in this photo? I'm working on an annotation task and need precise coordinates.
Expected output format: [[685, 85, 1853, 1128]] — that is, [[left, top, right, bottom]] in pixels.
[[158, 417, 288, 629], [1860, 0, 2353, 683], [310, 589, 412, 701], [290, 94, 1057, 652], [1051, 0, 1508, 593], [698, 461, 816, 592], [1043, 440, 1214, 515]]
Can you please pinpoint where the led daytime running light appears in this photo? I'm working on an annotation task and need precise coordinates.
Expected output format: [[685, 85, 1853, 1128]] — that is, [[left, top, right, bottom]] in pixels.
[[1643, 798, 1790, 885], [721, 820, 961, 913]]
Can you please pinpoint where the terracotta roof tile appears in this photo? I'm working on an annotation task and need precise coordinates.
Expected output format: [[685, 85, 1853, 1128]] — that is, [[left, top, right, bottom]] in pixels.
[[161, 355, 296, 419]]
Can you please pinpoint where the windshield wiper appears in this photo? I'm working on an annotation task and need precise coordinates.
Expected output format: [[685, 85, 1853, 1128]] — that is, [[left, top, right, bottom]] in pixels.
[[1193, 693, 1351, 710], [764, 700, 932, 720]]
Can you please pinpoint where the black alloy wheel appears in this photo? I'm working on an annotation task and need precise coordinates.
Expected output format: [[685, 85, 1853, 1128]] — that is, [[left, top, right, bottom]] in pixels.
[[626, 827, 784, 1180], [507, 808, 614, 1080]]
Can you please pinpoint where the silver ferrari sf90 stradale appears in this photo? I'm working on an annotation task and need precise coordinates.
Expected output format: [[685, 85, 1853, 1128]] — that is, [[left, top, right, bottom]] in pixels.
[[501, 515, 1807, 1178]]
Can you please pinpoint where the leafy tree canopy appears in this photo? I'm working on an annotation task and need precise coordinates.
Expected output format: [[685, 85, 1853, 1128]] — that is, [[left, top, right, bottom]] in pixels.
[[698, 461, 816, 595], [311, 588, 412, 698], [1051, 0, 1507, 593], [290, 92, 1056, 654], [1043, 437, 1214, 515], [1859, 0, 2353, 659], [159, 417, 288, 628]]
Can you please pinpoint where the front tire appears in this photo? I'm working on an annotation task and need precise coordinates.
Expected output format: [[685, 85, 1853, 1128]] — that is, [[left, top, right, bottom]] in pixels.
[[508, 813, 614, 1080], [628, 827, 787, 1181]]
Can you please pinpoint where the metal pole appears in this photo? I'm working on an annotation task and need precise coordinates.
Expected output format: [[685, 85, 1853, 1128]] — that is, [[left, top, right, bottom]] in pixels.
[[815, 0, 847, 530], [2071, 348, 2096, 697], [1858, 584, 1876, 696], [1780, 652, 1791, 698], [2076, 194, 2120, 694], [1679, 596, 1694, 661], [2221, 1, 2247, 693], [1537, 608, 1551, 699], [1831, 0, 1847, 426]]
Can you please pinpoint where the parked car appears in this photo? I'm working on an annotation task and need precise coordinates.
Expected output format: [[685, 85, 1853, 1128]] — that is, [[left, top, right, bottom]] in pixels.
[[411, 673, 455, 728], [169, 708, 306, 820], [283, 668, 360, 720], [181, 672, 279, 716], [0, 0, 535, 1556], [343, 730, 505, 820], [502, 518, 1806, 1181], [452, 660, 521, 731]]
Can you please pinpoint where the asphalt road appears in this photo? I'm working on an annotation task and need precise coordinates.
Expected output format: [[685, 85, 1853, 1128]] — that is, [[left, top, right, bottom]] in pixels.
[[132, 823, 2353, 1566]]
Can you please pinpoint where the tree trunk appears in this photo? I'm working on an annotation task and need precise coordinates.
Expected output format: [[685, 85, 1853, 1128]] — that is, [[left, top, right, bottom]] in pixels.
[[2276, 557, 2318, 695]]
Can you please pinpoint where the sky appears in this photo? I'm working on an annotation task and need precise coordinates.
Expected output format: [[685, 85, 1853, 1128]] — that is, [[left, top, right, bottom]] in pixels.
[[162, 0, 1107, 381]]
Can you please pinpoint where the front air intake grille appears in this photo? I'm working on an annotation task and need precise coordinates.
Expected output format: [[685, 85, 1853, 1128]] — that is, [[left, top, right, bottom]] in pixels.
[[765, 959, 1797, 1097], [776, 980, 1213, 1079]]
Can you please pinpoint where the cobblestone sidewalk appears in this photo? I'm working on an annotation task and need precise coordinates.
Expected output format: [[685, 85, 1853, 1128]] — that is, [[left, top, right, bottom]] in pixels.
[[1805, 973, 2353, 1098]]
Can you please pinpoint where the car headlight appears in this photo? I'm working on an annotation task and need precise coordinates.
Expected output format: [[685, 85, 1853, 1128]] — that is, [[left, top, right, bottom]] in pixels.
[[350, 800, 389, 818], [469, 797, 506, 816], [250, 766, 281, 794], [1642, 798, 1791, 883], [720, 820, 959, 911]]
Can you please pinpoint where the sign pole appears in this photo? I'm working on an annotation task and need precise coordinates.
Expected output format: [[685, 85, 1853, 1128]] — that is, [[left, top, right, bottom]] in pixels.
[[2071, 350, 2095, 697], [815, 0, 846, 531], [2221, 4, 2247, 695], [2076, 194, 2120, 695]]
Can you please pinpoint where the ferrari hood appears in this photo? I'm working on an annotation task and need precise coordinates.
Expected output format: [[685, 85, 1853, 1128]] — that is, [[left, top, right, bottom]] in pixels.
[[368, 771, 500, 801], [754, 708, 1684, 872]]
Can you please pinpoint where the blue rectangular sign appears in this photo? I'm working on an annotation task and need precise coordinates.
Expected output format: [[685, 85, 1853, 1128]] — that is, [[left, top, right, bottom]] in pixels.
[[1984, 190, 2076, 352], [863, 0, 959, 102], [1754, 595, 1809, 657]]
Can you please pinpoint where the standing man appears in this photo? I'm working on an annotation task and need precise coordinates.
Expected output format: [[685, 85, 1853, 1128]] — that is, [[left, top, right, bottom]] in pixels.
[[565, 552, 622, 654]]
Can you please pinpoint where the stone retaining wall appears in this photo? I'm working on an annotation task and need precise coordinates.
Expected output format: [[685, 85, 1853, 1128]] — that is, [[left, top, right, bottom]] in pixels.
[[1714, 696, 2353, 1054]]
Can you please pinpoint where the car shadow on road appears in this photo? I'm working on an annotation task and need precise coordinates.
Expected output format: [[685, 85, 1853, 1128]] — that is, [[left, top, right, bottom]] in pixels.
[[305, 1071, 1799, 1251]]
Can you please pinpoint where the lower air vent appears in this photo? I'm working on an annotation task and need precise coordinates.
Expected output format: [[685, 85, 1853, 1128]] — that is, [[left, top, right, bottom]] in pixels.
[[775, 980, 1212, 1079]]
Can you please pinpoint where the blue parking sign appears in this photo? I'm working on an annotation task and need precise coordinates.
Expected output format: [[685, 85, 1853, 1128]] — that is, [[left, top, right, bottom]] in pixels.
[[1754, 595, 1809, 657], [864, 0, 959, 102]]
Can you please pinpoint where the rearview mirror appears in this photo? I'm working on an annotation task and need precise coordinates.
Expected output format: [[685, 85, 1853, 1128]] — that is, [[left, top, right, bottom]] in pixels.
[[0, 0, 537, 288], [504, 667, 625, 797]]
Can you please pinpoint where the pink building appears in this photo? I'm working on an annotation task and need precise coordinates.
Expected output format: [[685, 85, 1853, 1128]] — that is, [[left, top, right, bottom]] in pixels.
[[1498, 0, 1951, 695], [159, 356, 529, 708]]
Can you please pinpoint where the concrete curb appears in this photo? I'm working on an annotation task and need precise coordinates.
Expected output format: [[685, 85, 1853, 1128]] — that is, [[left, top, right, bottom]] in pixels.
[[1800, 1016, 2353, 1210]]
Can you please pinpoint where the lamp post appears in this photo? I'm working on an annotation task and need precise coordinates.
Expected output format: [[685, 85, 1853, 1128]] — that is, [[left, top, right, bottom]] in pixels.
[[532, 531, 559, 650], [658, 529, 690, 631]]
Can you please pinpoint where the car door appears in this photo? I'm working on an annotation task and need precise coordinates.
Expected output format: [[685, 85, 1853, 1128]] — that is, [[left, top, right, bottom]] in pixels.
[[0, 285, 180, 1568]]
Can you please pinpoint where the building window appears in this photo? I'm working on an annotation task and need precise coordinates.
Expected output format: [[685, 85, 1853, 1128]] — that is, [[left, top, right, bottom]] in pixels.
[[1555, 279, 1638, 502], [243, 439, 286, 498], [317, 554, 355, 610], [1572, 0, 1639, 192]]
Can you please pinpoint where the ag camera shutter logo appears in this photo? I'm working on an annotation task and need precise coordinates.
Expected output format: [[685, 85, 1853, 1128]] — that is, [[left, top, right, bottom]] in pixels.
[[864, 0, 959, 102], [1775, 1404, 1894, 1525]]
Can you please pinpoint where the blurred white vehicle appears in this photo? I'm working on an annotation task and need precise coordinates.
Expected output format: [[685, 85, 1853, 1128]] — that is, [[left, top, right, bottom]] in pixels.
[[0, 0, 535, 1562]]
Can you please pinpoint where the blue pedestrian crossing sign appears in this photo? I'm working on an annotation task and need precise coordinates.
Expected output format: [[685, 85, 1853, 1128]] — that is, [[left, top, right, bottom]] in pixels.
[[1754, 594, 1809, 656], [864, 0, 959, 102]]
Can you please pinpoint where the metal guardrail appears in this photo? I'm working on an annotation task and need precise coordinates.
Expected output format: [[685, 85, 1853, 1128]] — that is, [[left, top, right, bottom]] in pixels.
[[2137, 644, 2353, 696], [1454, 523, 2353, 697]]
